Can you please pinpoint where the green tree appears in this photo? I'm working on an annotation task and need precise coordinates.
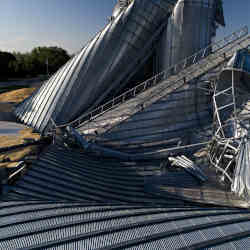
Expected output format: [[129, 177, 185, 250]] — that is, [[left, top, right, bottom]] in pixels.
[[30, 46, 70, 75], [6, 46, 70, 78], [0, 51, 16, 79]]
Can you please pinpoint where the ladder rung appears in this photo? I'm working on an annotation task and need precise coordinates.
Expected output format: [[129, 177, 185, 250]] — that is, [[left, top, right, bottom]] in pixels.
[[218, 103, 235, 111], [214, 87, 233, 97]]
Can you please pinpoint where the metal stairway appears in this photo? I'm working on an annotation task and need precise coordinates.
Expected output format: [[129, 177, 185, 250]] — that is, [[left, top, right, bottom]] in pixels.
[[68, 27, 249, 139]]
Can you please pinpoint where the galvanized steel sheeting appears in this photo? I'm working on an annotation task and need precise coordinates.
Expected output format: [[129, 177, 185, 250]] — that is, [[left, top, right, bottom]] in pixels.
[[92, 81, 212, 153], [156, 0, 220, 72], [76, 32, 250, 157], [14, 0, 175, 133], [232, 137, 250, 200], [2, 145, 250, 248], [0, 201, 250, 249], [5, 145, 175, 204]]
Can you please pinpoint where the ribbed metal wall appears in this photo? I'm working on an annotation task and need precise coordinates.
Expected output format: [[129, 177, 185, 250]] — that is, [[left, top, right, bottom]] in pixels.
[[14, 0, 175, 133], [0, 202, 250, 249], [4, 145, 181, 204], [105, 81, 211, 145], [1, 142, 250, 249], [156, 0, 223, 72], [76, 35, 250, 158], [78, 80, 213, 156]]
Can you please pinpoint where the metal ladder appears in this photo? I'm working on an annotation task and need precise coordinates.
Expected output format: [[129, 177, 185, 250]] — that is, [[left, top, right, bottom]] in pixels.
[[213, 83, 237, 138], [210, 80, 242, 184], [209, 66, 250, 186]]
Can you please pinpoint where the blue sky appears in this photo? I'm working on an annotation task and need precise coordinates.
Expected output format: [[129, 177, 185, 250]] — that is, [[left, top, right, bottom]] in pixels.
[[0, 0, 249, 54]]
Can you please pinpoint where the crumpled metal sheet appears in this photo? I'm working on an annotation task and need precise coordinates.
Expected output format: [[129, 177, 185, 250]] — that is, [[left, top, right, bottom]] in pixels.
[[14, 0, 175, 133], [156, 0, 220, 72], [232, 137, 250, 200]]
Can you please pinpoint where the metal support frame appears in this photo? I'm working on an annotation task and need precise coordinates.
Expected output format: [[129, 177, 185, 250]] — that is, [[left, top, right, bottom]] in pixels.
[[208, 61, 250, 190]]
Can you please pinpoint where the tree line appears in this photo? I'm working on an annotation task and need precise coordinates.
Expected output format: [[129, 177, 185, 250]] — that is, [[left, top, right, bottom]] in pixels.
[[0, 46, 71, 80]]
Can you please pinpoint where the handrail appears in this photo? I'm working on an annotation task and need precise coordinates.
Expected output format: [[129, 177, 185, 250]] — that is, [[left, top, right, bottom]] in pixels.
[[57, 26, 248, 129]]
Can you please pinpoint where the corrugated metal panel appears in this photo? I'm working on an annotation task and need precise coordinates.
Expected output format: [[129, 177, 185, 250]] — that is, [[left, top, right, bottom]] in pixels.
[[91, 80, 212, 154], [4, 145, 180, 204], [0, 202, 250, 249], [156, 0, 221, 72], [232, 137, 250, 200], [146, 169, 250, 208], [76, 32, 250, 157], [14, 0, 175, 133]]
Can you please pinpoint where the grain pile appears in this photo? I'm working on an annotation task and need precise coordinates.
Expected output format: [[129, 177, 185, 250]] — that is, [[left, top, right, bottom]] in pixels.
[[0, 87, 36, 103], [0, 128, 41, 169]]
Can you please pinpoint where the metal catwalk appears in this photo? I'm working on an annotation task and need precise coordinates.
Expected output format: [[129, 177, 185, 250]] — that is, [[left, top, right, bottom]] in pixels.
[[75, 29, 249, 157]]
